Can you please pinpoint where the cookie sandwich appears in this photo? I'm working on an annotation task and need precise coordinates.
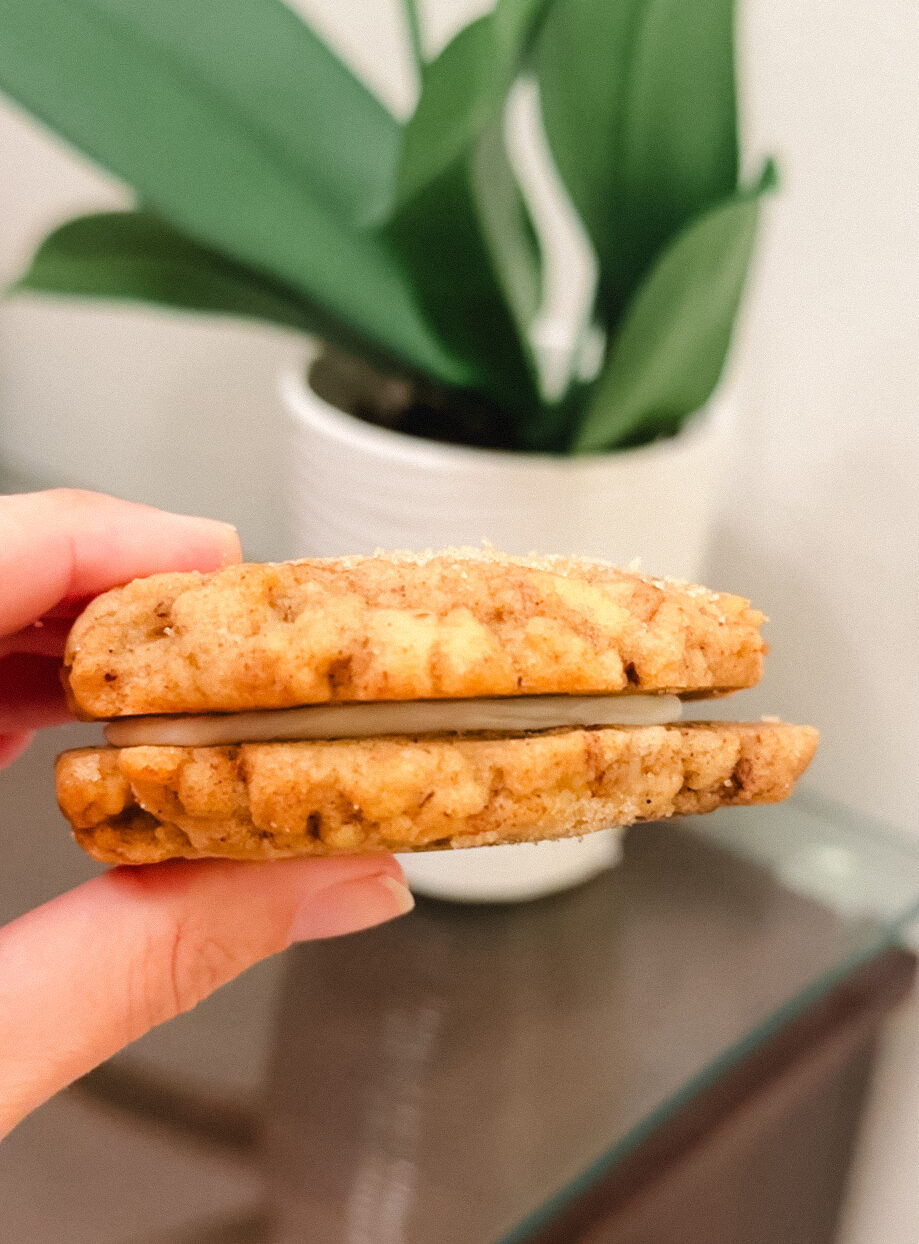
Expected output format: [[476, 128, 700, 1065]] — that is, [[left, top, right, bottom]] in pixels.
[[55, 551, 818, 864]]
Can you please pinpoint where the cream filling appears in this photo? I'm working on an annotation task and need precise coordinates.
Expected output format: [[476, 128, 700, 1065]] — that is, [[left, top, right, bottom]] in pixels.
[[104, 694, 684, 748]]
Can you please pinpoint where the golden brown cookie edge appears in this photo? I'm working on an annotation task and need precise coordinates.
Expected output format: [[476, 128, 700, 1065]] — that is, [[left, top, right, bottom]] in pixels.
[[57, 722, 818, 865], [63, 552, 767, 718]]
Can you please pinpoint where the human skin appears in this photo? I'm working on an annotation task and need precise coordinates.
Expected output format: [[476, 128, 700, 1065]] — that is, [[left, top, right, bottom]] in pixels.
[[0, 489, 413, 1137]]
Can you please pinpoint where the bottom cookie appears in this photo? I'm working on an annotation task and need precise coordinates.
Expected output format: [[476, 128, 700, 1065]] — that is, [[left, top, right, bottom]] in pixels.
[[56, 722, 818, 864]]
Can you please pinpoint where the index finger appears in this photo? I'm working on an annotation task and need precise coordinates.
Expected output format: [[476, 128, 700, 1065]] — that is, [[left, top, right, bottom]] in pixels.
[[0, 490, 242, 637]]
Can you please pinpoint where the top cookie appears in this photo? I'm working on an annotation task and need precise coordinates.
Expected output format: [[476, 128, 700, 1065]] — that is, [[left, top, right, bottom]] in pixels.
[[63, 549, 766, 719]]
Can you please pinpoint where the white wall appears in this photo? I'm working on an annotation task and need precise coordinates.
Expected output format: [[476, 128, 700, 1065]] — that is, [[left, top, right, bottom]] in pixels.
[[0, 1, 917, 1237], [726, 6, 919, 1239]]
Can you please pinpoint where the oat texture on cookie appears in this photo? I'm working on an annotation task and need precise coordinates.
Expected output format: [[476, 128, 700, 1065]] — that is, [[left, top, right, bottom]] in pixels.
[[57, 722, 818, 864], [63, 552, 767, 717]]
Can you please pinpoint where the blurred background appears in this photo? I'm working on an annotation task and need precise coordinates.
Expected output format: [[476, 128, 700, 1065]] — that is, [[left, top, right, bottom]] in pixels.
[[0, 1, 916, 1240]]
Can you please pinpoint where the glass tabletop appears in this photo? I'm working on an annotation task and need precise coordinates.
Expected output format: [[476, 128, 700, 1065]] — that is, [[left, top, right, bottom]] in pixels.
[[260, 794, 919, 1244]]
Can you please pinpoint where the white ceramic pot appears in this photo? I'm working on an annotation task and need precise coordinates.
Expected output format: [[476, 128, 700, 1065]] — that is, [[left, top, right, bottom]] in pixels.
[[281, 362, 732, 902]]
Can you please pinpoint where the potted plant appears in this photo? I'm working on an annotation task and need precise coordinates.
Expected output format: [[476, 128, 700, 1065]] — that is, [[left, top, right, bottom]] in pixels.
[[0, 0, 773, 899]]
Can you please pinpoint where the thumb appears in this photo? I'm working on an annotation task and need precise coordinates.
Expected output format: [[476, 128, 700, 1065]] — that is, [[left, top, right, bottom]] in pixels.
[[0, 855, 413, 1136]]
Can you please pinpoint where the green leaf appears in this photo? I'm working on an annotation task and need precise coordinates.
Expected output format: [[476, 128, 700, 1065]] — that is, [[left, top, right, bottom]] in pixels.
[[89, 0, 402, 227], [392, 0, 550, 210], [15, 211, 406, 365], [0, 0, 470, 388], [400, 0, 426, 77], [385, 1, 553, 422], [471, 121, 542, 350], [538, 0, 738, 323], [16, 212, 313, 330], [573, 162, 776, 454]]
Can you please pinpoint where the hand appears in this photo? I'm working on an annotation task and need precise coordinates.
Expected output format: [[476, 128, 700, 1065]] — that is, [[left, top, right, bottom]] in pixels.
[[0, 490, 413, 1136]]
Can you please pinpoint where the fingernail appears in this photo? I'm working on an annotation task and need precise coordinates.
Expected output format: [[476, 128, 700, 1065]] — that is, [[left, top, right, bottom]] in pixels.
[[209, 521, 242, 566], [288, 874, 415, 943]]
